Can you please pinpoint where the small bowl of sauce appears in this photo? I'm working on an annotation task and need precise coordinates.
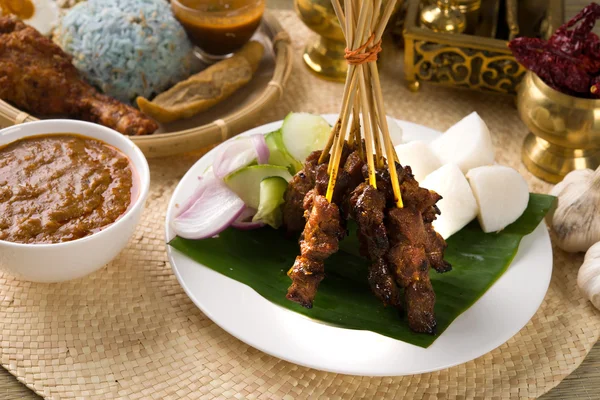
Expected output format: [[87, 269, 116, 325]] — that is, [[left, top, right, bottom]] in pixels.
[[0, 120, 150, 282], [171, 0, 265, 61]]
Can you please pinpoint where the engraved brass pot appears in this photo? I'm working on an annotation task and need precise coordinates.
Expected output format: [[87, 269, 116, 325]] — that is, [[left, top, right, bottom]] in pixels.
[[295, 0, 401, 82], [295, 0, 346, 81], [518, 71, 600, 183]]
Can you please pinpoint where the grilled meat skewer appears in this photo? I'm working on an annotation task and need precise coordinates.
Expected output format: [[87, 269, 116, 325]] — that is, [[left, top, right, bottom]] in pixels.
[[286, 191, 345, 307], [373, 164, 452, 274], [285, 143, 450, 334], [386, 206, 437, 333], [286, 148, 362, 308], [283, 144, 356, 234], [282, 151, 322, 234], [349, 182, 401, 308]]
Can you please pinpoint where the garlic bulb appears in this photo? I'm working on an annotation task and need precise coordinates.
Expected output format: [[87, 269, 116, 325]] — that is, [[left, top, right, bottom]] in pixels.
[[577, 241, 600, 309], [547, 167, 600, 252]]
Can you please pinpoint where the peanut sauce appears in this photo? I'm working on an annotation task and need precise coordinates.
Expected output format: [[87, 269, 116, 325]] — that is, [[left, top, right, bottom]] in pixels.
[[173, 0, 264, 56], [0, 134, 136, 244]]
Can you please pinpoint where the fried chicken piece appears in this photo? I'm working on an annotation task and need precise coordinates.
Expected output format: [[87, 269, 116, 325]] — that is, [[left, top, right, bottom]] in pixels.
[[0, 17, 158, 136], [386, 206, 437, 334], [287, 192, 345, 308], [349, 182, 401, 308]]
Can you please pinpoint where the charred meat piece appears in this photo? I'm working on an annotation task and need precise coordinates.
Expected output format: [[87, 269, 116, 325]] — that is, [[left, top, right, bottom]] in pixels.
[[340, 151, 366, 219], [349, 182, 401, 308], [314, 144, 355, 199], [343, 151, 365, 189], [282, 151, 322, 234], [424, 222, 451, 273], [0, 17, 158, 136], [386, 206, 437, 334], [283, 145, 360, 234], [370, 163, 441, 213], [286, 193, 345, 308], [372, 163, 451, 274]]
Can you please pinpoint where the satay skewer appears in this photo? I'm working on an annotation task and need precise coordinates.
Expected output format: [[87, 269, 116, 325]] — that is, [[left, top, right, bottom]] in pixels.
[[369, 60, 403, 208], [320, 68, 356, 165], [324, 0, 402, 207], [364, 67, 384, 168], [348, 94, 360, 147], [357, 68, 377, 189], [325, 0, 374, 201]]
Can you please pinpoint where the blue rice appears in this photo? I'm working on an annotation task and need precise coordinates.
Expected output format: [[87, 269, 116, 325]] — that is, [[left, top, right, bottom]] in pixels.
[[55, 0, 195, 104]]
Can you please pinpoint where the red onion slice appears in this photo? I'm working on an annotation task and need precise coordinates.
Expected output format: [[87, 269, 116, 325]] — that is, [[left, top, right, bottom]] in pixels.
[[213, 135, 270, 179], [251, 134, 270, 164], [176, 175, 205, 217], [172, 174, 246, 240], [231, 208, 265, 230]]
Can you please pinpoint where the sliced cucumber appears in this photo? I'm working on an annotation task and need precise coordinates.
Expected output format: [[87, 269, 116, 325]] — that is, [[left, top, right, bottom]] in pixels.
[[224, 165, 292, 209], [281, 112, 331, 163], [265, 129, 302, 173], [253, 176, 288, 228]]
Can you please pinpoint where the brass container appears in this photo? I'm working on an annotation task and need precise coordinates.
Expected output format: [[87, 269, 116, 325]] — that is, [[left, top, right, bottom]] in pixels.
[[295, 0, 347, 82], [518, 72, 600, 183], [403, 0, 563, 94], [295, 0, 402, 82]]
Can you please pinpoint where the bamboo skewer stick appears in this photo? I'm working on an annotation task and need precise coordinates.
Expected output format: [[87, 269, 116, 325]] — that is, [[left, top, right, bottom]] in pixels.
[[374, 0, 397, 42], [369, 60, 403, 208], [325, 0, 366, 173], [321, 118, 341, 163], [348, 95, 360, 147], [331, 0, 346, 37], [324, 69, 358, 169], [364, 68, 383, 168], [375, 107, 399, 164], [368, 0, 383, 168], [320, 66, 357, 165], [358, 67, 377, 189], [326, 0, 370, 202], [345, 0, 353, 49], [372, 0, 383, 29], [324, 0, 403, 207]]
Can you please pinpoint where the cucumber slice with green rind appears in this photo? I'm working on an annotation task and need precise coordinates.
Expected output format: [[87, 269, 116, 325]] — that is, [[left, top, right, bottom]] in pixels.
[[253, 176, 288, 228], [224, 165, 292, 210], [265, 129, 302, 174], [281, 112, 331, 163]]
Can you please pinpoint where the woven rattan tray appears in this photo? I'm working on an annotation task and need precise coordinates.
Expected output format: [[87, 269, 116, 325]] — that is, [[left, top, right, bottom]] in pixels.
[[0, 10, 293, 158]]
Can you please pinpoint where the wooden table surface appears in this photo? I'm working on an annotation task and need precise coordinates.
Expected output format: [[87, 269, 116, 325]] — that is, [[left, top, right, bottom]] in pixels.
[[1, 1, 598, 399]]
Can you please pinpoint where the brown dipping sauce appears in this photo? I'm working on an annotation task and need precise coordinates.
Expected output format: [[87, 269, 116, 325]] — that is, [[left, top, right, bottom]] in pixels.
[[173, 0, 265, 56], [0, 134, 136, 244]]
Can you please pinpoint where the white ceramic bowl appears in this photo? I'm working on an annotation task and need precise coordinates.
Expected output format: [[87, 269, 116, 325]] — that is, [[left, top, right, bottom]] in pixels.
[[0, 120, 150, 282]]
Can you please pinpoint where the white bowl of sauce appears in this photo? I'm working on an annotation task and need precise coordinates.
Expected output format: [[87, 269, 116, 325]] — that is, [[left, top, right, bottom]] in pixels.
[[0, 120, 150, 282]]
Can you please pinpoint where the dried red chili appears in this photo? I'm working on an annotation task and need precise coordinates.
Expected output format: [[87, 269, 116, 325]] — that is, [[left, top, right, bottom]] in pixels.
[[509, 3, 600, 98]]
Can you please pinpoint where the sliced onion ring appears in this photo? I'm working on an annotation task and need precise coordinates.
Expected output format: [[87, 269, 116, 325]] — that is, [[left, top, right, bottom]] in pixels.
[[251, 134, 269, 164], [172, 174, 245, 240], [213, 135, 270, 179], [231, 208, 265, 230], [176, 175, 205, 217]]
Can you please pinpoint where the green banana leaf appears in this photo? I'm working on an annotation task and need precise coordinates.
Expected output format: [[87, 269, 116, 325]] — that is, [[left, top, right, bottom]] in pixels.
[[169, 193, 555, 348]]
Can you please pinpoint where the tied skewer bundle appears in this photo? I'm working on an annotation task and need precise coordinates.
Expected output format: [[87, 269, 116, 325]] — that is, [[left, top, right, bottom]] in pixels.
[[320, 0, 403, 208], [284, 0, 450, 334]]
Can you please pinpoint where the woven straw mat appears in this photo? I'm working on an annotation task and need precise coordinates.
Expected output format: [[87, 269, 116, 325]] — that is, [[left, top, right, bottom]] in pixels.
[[1, 11, 599, 400]]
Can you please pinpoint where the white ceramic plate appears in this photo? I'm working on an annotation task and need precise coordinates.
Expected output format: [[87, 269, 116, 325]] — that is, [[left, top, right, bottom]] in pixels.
[[165, 115, 553, 376]]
